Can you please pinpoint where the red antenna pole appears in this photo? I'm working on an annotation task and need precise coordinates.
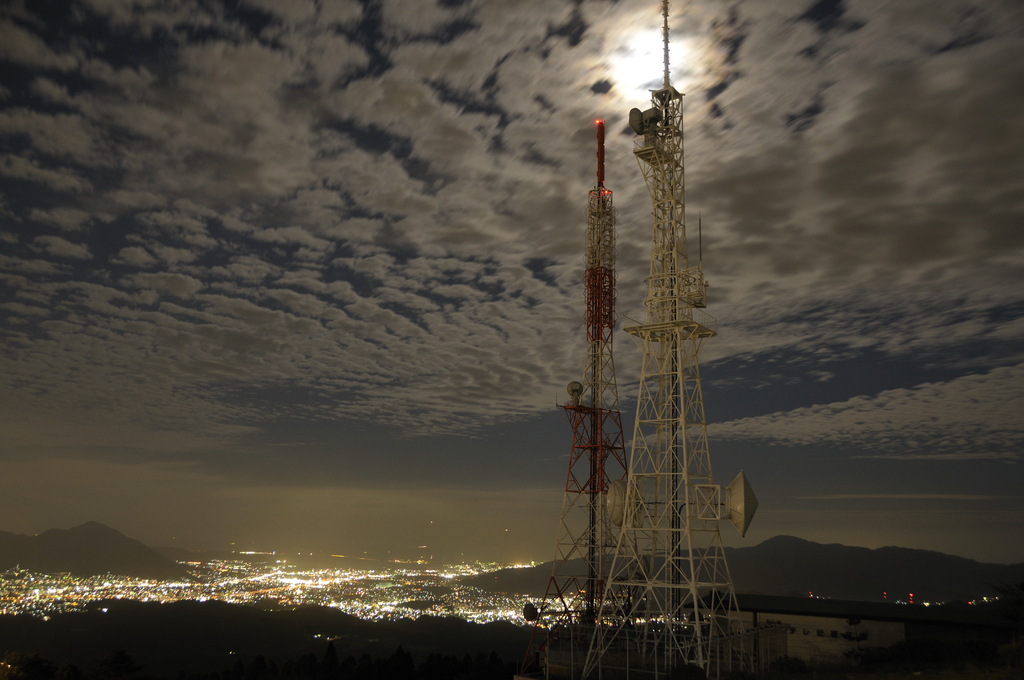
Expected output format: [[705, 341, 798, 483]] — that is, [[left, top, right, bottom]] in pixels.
[[520, 122, 626, 675]]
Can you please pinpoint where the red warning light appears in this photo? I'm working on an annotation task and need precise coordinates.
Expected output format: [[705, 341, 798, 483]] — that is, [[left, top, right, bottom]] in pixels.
[[909, 592, 914, 604]]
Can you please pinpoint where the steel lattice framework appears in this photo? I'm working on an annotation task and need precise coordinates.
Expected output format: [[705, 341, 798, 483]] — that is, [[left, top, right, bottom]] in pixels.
[[521, 121, 628, 679], [581, 2, 747, 678]]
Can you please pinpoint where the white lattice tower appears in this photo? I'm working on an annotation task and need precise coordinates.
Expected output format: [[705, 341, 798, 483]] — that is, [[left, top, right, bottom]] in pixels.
[[582, 2, 744, 678]]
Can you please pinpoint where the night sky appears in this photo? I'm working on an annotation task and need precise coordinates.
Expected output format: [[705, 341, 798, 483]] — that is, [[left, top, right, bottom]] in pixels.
[[1, 0, 1022, 565]]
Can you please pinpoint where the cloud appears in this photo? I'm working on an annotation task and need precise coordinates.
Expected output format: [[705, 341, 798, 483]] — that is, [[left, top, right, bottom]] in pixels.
[[1, 301, 49, 317], [29, 207, 94, 231], [0, 254, 68, 276], [33, 235, 92, 260], [124, 272, 204, 298], [853, 452, 1020, 462], [0, 18, 79, 71], [112, 246, 158, 268], [711, 363, 1024, 457], [0, 109, 101, 162], [796, 494, 1012, 501], [0, 155, 91, 192], [0, 0, 1021, 461], [29, 77, 76, 106], [318, 1, 361, 29]]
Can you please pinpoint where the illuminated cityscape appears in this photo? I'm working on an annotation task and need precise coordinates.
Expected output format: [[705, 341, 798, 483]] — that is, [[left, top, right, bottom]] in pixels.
[[0, 559, 536, 623]]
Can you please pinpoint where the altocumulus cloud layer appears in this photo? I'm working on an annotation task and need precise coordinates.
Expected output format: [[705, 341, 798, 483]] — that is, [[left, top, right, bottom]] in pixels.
[[712, 364, 1024, 460], [0, 0, 1022, 562]]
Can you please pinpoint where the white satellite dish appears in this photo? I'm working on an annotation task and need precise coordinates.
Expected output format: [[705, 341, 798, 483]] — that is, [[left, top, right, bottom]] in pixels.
[[567, 381, 584, 405], [607, 479, 626, 527], [725, 470, 758, 537]]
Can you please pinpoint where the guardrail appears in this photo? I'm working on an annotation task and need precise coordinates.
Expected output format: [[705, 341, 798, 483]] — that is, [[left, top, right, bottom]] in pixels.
[[621, 307, 718, 334]]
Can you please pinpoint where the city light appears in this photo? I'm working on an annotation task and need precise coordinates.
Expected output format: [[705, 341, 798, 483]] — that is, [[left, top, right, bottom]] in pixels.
[[0, 560, 537, 624]]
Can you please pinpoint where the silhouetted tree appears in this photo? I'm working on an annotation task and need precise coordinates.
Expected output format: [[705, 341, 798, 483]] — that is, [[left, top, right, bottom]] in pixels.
[[1, 652, 56, 680], [841, 616, 869, 655], [994, 580, 1024, 628], [416, 654, 437, 680], [994, 580, 1024, 669], [418, 654, 461, 680], [244, 657, 268, 680], [459, 654, 473, 678], [352, 655, 373, 680], [91, 652, 142, 680], [379, 647, 413, 680], [293, 654, 318, 680], [227, 660, 244, 680], [318, 644, 339, 680], [488, 651, 504, 680]]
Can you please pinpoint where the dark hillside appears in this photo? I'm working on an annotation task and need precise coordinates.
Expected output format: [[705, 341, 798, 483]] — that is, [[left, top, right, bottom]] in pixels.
[[726, 535, 1024, 601], [0, 599, 531, 677], [469, 536, 1024, 603], [0, 522, 188, 580]]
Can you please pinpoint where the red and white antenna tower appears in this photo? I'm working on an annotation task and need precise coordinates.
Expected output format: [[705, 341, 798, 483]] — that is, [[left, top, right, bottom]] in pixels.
[[521, 120, 628, 678]]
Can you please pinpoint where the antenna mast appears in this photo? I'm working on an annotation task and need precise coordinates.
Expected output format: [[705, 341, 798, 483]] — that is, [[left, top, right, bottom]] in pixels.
[[662, 0, 671, 88], [520, 120, 627, 679]]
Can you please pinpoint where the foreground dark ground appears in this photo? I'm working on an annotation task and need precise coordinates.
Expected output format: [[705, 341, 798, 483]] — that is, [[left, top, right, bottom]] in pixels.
[[0, 599, 530, 677], [2, 599, 1021, 680], [765, 637, 1023, 680], [4, 643, 1023, 680]]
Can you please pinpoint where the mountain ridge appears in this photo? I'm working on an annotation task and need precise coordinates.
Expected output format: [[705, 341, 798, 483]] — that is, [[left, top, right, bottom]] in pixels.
[[0, 521, 189, 579], [478, 534, 1024, 603], [726, 534, 1024, 600]]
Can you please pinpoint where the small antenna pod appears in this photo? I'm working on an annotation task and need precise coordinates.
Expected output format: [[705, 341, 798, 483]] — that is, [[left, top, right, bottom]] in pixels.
[[698, 210, 702, 267]]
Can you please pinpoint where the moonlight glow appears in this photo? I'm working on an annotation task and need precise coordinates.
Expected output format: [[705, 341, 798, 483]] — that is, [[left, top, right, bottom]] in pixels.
[[612, 29, 697, 99]]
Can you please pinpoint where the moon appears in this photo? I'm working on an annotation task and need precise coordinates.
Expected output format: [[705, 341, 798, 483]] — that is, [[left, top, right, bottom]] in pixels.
[[612, 29, 697, 100]]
